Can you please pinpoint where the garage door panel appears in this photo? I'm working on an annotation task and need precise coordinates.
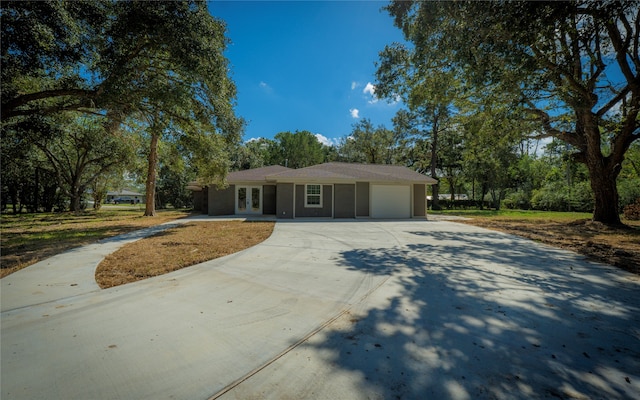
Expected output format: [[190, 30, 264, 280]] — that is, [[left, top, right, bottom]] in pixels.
[[371, 185, 410, 219]]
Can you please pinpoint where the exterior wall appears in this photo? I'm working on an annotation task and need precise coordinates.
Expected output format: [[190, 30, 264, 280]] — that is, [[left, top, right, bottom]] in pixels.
[[193, 190, 205, 214], [356, 182, 370, 217], [334, 184, 355, 218], [295, 184, 332, 217], [276, 183, 294, 219], [208, 185, 235, 216], [413, 184, 426, 217], [262, 185, 277, 215]]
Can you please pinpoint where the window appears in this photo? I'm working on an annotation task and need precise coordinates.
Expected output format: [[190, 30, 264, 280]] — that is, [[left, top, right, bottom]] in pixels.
[[305, 184, 322, 207]]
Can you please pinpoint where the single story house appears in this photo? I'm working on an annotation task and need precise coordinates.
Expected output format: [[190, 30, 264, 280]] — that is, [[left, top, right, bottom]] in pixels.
[[190, 162, 437, 219]]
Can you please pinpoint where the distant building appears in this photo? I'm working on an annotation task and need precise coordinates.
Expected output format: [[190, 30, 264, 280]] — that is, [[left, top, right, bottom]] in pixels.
[[426, 194, 469, 201], [106, 190, 144, 204]]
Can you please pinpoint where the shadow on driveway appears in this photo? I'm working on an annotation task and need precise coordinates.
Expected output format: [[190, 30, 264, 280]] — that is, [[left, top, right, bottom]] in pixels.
[[313, 229, 640, 399]]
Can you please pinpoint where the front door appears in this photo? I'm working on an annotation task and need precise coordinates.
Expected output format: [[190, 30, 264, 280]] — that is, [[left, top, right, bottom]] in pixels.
[[236, 186, 262, 214]]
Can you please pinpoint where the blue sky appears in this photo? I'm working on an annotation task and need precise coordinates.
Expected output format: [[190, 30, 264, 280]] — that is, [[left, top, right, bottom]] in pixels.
[[207, 1, 406, 146]]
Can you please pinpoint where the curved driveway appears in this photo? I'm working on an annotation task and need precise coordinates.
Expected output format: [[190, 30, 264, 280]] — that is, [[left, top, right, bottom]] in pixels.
[[2, 219, 639, 399]]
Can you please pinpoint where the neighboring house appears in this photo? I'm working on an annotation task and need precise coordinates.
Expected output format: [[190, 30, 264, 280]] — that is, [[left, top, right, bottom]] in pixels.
[[427, 194, 469, 200], [106, 190, 144, 204], [190, 163, 437, 219]]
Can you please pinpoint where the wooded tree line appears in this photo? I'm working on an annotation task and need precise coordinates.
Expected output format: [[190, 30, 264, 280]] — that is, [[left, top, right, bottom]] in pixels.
[[228, 121, 640, 214], [2, 1, 638, 224], [2, 0, 242, 215]]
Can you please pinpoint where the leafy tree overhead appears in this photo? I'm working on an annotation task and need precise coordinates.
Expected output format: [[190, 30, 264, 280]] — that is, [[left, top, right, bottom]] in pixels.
[[376, 43, 460, 210], [2, 1, 242, 216], [385, 0, 640, 224]]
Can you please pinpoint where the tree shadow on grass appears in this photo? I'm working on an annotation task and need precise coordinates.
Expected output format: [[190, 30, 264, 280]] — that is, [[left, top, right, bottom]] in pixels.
[[310, 228, 640, 399]]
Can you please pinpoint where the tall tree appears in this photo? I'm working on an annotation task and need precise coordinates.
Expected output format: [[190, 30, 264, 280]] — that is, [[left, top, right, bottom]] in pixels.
[[385, 0, 640, 224], [460, 105, 521, 209], [338, 119, 400, 164], [2, 1, 242, 216], [376, 42, 460, 210], [271, 130, 325, 168], [26, 114, 133, 212]]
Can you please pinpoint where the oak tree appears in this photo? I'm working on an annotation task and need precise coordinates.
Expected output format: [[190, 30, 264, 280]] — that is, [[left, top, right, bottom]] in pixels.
[[384, 0, 639, 224]]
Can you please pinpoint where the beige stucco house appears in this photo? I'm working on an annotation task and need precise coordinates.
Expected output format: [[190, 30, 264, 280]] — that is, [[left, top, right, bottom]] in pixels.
[[191, 162, 437, 219]]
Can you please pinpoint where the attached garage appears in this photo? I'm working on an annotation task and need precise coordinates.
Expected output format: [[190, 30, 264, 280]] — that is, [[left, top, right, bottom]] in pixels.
[[371, 185, 411, 219]]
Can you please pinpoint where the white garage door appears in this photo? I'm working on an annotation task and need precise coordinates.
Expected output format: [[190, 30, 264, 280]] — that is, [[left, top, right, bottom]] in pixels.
[[371, 185, 411, 219]]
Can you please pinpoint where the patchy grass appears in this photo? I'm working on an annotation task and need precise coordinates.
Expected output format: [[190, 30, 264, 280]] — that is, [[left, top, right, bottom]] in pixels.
[[1, 210, 191, 278], [95, 221, 274, 288], [432, 209, 594, 220], [433, 210, 640, 275]]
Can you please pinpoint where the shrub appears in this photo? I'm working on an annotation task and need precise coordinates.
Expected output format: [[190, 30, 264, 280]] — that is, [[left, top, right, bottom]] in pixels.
[[502, 191, 531, 210], [623, 198, 640, 220], [531, 181, 593, 212], [618, 178, 640, 209]]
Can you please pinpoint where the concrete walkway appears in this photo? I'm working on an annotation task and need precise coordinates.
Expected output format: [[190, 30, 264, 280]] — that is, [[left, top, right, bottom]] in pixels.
[[1, 219, 639, 399]]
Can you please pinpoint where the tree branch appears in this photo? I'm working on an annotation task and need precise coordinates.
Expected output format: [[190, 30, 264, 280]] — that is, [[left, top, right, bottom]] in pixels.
[[2, 89, 97, 120], [596, 85, 631, 117]]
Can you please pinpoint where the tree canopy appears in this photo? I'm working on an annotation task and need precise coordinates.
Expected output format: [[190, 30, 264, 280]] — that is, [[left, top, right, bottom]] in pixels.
[[384, 0, 639, 224], [1, 0, 242, 215]]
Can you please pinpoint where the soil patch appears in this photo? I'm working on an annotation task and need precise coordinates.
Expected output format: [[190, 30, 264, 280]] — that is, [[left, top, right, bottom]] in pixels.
[[459, 218, 640, 275], [95, 221, 274, 288]]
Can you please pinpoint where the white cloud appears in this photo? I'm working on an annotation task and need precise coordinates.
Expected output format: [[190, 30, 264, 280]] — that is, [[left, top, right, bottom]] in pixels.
[[351, 81, 359, 90], [363, 82, 376, 96], [314, 133, 337, 147], [245, 137, 262, 143], [363, 82, 378, 103], [259, 81, 274, 94], [349, 108, 360, 118]]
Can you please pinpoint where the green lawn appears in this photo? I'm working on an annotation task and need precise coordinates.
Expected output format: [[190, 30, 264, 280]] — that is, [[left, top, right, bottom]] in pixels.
[[1, 209, 191, 277], [430, 209, 594, 220]]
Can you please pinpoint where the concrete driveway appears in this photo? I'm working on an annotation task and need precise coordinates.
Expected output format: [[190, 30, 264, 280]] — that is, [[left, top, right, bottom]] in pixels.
[[1, 219, 639, 399]]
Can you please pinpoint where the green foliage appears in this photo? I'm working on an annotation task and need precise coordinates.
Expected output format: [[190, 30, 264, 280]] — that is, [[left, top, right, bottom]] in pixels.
[[229, 138, 273, 171], [270, 131, 325, 169], [502, 191, 531, 210], [530, 181, 593, 213], [338, 119, 400, 164], [156, 165, 194, 209], [618, 178, 640, 209], [383, 0, 640, 224], [1, 112, 133, 212], [2, 1, 243, 216]]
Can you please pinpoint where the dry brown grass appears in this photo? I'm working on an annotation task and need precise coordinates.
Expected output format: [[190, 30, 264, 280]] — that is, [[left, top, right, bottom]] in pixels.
[[95, 221, 274, 288], [459, 217, 640, 275], [1, 210, 191, 278]]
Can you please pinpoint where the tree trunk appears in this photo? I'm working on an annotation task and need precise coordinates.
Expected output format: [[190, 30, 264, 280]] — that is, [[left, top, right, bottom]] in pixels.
[[70, 192, 82, 212], [430, 114, 441, 210], [144, 130, 159, 217], [33, 167, 39, 212], [579, 110, 623, 225], [587, 159, 621, 225], [69, 178, 82, 212]]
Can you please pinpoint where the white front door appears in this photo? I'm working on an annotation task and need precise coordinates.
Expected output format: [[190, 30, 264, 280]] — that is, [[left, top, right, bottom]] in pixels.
[[236, 186, 262, 214]]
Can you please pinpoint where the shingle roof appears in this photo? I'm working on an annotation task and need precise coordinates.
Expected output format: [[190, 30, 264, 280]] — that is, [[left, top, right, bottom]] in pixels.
[[267, 162, 437, 184], [227, 165, 291, 183]]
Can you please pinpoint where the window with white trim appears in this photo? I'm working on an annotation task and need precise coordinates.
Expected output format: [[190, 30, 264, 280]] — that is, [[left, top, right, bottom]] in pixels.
[[305, 184, 322, 207]]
